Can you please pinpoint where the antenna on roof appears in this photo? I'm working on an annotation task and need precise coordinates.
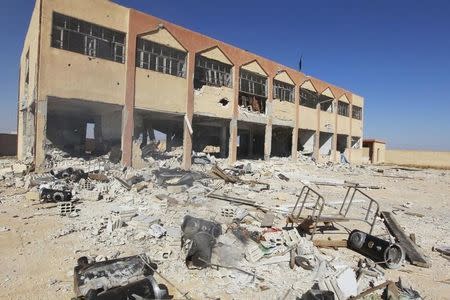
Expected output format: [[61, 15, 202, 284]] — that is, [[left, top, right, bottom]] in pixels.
[[298, 53, 303, 71]]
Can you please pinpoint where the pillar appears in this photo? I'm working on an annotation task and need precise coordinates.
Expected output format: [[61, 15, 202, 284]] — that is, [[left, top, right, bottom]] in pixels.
[[264, 77, 273, 161], [228, 66, 239, 165], [313, 102, 320, 161], [248, 128, 254, 157], [291, 84, 300, 161], [35, 99, 47, 170], [332, 99, 338, 162], [166, 130, 173, 152], [220, 125, 227, 158], [181, 53, 195, 170], [348, 101, 353, 163], [121, 21, 138, 167]]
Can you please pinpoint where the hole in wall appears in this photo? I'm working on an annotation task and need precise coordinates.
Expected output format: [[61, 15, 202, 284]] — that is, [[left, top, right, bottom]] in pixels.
[[219, 98, 229, 106]]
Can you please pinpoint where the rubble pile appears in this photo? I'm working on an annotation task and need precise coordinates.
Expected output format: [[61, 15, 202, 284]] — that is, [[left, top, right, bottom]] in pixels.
[[1, 148, 444, 299]]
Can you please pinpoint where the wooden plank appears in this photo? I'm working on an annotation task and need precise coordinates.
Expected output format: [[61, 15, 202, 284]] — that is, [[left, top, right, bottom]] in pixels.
[[313, 239, 347, 248], [381, 211, 431, 268]]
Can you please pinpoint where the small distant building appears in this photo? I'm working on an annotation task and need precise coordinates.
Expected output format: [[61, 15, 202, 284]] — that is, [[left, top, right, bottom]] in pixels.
[[363, 139, 385, 164]]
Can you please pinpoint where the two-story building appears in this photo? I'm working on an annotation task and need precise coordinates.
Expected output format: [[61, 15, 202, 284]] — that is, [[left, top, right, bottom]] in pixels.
[[17, 0, 364, 169]]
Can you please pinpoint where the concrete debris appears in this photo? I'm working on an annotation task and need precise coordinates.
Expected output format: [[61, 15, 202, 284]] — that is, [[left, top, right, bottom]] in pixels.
[[150, 224, 167, 238], [0, 151, 436, 299]]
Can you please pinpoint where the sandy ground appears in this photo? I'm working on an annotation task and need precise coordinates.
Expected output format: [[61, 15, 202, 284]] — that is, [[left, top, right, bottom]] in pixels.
[[0, 157, 449, 299]]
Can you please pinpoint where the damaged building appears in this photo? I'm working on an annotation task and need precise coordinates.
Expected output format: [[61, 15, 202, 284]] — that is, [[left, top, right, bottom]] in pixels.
[[17, 0, 364, 170]]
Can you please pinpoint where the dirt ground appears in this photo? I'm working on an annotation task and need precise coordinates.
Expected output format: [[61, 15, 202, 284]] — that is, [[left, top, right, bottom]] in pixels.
[[0, 157, 449, 299]]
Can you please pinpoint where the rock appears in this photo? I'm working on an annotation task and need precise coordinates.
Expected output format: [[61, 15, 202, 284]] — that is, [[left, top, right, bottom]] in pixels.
[[12, 163, 27, 175], [150, 224, 166, 238], [166, 185, 187, 194], [25, 191, 40, 201], [69, 211, 79, 218], [134, 181, 148, 192], [107, 216, 123, 233]]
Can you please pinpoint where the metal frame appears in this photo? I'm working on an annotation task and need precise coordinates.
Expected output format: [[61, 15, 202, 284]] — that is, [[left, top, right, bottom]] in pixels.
[[287, 184, 380, 239], [286, 185, 325, 238], [339, 185, 380, 234]]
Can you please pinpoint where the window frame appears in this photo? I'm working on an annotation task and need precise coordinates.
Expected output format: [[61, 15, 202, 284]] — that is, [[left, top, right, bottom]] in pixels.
[[299, 88, 319, 109], [136, 38, 187, 78], [337, 101, 349, 117], [273, 79, 294, 102], [239, 70, 267, 98], [352, 105, 362, 120], [51, 12, 126, 64], [194, 55, 232, 88]]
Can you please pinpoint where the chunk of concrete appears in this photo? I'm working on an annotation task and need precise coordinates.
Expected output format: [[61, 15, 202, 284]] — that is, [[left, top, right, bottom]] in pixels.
[[166, 185, 187, 194], [336, 268, 357, 299], [25, 191, 40, 201], [260, 212, 275, 227]]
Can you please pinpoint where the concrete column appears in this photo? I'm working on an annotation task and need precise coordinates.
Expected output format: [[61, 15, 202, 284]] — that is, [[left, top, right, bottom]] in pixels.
[[332, 99, 338, 162], [348, 99, 353, 162], [228, 66, 239, 165], [181, 53, 195, 170], [291, 84, 300, 161], [264, 77, 273, 161], [248, 128, 254, 157], [166, 130, 173, 152], [121, 22, 138, 167], [220, 125, 227, 158], [314, 102, 320, 161], [35, 99, 47, 170]]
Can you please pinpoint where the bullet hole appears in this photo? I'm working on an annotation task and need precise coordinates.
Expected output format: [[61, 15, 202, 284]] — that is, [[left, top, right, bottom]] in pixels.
[[219, 98, 229, 106], [68, 64, 71, 67], [147, 75, 150, 78], [117, 82, 120, 85]]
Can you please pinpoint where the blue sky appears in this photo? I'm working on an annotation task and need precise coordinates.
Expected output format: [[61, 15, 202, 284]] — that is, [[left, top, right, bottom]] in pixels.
[[1, 0, 449, 150]]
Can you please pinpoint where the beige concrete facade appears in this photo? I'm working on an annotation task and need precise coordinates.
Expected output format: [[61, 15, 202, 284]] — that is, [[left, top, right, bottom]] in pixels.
[[385, 150, 450, 169], [18, 0, 364, 169]]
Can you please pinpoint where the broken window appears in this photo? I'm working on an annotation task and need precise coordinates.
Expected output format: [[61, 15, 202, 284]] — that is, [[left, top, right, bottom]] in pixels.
[[338, 101, 349, 117], [51, 12, 126, 63], [352, 105, 362, 120], [194, 55, 232, 89], [273, 80, 294, 102], [239, 70, 267, 98], [136, 39, 187, 78], [300, 88, 319, 109], [239, 94, 266, 114], [320, 97, 334, 112]]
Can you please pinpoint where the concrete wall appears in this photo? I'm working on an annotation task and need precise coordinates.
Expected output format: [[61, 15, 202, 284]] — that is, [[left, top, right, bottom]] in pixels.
[[17, 0, 41, 160], [0, 134, 18, 156], [194, 85, 233, 119], [337, 115, 350, 134], [385, 150, 450, 169], [135, 68, 187, 113], [371, 142, 385, 164], [346, 148, 368, 164], [351, 94, 364, 138], [299, 106, 317, 130], [273, 100, 295, 124], [351, 119, 363, 137], [320, 111, 334, 132], [363, 147, 370, 162], [39, 0, 129, 105]]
